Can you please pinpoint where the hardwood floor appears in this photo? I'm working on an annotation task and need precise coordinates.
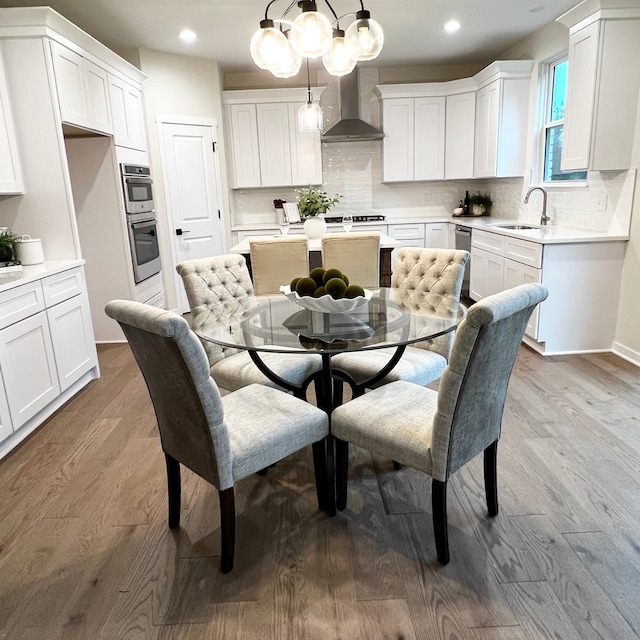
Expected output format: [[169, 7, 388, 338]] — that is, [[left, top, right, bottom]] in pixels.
[[1, 343, 640, 639]]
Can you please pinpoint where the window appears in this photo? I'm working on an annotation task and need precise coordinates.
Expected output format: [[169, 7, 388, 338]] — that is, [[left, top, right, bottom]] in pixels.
[[541, 55, 586, 183]]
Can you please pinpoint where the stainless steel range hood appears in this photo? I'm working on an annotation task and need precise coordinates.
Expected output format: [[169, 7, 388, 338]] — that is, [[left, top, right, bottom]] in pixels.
[[321, 67, 384, 142]]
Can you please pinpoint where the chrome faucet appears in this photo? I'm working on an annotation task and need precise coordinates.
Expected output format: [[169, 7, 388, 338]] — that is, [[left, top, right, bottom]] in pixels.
[[524, 186, 550, 226]]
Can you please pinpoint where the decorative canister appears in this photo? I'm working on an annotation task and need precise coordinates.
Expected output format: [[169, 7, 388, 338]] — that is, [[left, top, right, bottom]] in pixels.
[[15, 235, 44, 265]]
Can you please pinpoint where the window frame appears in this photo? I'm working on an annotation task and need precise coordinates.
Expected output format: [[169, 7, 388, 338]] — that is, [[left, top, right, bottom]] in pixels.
[[535, 51, 587, 187]]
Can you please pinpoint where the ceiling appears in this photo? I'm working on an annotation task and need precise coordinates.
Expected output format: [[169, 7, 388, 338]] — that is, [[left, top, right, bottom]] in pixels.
[[0, 0, 579, 72]]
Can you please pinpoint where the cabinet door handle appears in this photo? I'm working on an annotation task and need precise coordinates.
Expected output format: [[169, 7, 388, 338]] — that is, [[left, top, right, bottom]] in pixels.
[[175, 229, 191, 236]]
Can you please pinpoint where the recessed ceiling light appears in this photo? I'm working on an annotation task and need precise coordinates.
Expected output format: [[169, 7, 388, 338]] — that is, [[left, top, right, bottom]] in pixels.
[[180, 29, 197, 43], [444, 20, 460, 33]]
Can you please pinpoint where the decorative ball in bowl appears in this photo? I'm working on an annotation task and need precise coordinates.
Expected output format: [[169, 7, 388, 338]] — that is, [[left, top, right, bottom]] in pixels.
[[281, 267, 372, 314]]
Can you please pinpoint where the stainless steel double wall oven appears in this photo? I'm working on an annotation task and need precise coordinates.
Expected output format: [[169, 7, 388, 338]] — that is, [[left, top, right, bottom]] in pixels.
[[121, 163, 161, 284]]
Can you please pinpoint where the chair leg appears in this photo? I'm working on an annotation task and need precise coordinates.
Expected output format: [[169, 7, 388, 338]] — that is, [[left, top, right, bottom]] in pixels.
[[218, 487, 236, 574], [333, 379, 344, 408], [312, 439, 328, 510], [484, 440, 499, 517], [335, 438, 349, 511], [432, 479, 450, 565], [326, 435, 336, 517], [165, 453, 181, 529]]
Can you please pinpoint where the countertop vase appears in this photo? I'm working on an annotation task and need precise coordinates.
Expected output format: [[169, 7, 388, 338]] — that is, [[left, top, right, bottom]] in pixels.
[[303, 215, 327, 238]]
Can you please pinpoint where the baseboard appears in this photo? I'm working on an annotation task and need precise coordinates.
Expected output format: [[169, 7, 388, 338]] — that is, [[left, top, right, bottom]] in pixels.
[[612, 342, 640, 368]]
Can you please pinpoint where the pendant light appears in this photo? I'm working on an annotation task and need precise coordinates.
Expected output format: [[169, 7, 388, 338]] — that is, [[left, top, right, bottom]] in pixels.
[[344, 8, 384, 61], [270, 32, 303, 78], [250, 18, 290, 70], [249, 0, 384, 77], [298, 60, 323, 131], [290, 1, 333, 59], [323, 28, 356, 77]]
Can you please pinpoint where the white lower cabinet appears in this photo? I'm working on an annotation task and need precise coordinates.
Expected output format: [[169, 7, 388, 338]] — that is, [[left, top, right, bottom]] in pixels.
[[47, 293, 97, 392], [0, 266, 98, 448], [0, 311, 60, 431], [469, 228, 626, 353], [0, 360, 14, 443], [425, 222, 449, 249]]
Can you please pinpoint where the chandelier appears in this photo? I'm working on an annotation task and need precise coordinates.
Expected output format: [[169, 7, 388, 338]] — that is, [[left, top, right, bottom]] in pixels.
[[250, 1, 384, 79]]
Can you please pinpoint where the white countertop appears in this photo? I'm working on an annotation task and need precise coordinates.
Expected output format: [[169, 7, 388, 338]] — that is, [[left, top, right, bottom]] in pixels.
[[452, 218, 629, 244], [231, 216, 629, 246], [229, 232, 402, 254], [0, 260, 85, 294]]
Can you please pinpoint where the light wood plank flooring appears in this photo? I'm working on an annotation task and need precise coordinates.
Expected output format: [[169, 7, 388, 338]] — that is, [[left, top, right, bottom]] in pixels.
[[1, 343, 640, 639]]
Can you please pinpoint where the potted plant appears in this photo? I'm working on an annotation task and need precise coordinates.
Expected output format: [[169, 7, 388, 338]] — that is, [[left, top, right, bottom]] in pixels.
[[0, 228, 18, 263], [296, 185, 341, 238], [469, 193, 492, 216]]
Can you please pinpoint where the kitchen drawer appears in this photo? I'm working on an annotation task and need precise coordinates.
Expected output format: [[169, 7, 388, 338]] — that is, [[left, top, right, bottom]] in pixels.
[[471, 229, 504, 253], [388, 223, 425, 242], [42, 267, 85, 307], [0, 281, 45, 330], [504, 237, 543, 269]]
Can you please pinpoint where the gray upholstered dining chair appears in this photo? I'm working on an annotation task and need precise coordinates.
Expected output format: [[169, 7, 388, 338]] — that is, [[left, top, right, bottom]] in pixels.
[[176, 254, 322, 395], [331, 283, 549, 565], [331, 247, 470, 391], [321, 231, 381, 290], [249, 235, 309, 296], [105, 300, 329, 574]]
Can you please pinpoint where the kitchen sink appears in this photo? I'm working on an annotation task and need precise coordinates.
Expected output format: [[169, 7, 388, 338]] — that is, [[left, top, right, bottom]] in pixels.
[[492, 224, 540, 230]]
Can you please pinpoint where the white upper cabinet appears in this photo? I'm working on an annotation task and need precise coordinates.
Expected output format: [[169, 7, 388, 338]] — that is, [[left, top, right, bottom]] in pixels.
[[108, 74, 146, 150], [0, 46, 23, 195], [381, 96, 445, 182], [559, 3, 640, 172], [414, 97, 446, 180], [50, 41, 113, 135], [288, 103, 323, 187], [224, 88, 323, 189], [473, 62, 532, 178], [377, 60, 531, 183], [444, 91, 475, 180], [256, 102, 292, 187], [228, 103, 261, 188]]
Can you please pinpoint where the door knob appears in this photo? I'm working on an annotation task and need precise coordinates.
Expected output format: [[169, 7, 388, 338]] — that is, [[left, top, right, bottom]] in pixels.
[[175, 229, 191, 236]]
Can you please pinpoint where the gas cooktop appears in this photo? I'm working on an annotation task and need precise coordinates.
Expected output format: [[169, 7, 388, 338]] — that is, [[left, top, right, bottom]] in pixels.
[[323, 214, 386, 223]]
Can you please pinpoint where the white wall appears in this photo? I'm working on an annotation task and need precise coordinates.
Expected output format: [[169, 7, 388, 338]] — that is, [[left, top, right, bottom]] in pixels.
[[134, 48, 231, 311]]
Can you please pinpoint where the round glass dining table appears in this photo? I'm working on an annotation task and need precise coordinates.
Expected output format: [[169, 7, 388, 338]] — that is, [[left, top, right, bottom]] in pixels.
[[194, 287, 466, 411], [194, 288, 466, 515]]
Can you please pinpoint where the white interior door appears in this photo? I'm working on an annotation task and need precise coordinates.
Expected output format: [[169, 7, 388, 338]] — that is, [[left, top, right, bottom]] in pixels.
[[158, 119, 226, 313]]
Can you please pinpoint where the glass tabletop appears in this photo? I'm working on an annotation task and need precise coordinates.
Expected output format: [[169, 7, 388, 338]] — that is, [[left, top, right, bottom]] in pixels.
[[193, 288, 466, 355]]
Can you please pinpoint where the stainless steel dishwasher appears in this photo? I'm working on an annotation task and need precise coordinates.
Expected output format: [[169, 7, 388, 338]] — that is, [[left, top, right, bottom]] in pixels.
[[454, 224, 472, 298]]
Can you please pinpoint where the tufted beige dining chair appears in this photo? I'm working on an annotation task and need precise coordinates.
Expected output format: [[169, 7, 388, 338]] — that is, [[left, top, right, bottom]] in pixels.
[[105, 300, 329, 573], [331, 283, 549, 565], [331, 247, 470, 391], [321, 232, 381, 290], [249, 236, 309, 295], [176, 254, 322, 395]]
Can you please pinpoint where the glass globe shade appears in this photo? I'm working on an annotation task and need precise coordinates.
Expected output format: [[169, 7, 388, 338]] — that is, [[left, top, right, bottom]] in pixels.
[[290, 7, 332, 58], [345, 14, 384, 61], [298, 102, 323, 132], [322, 31, 356, 77], [271, 43, 302, 78], [250, 21, 289, 70]]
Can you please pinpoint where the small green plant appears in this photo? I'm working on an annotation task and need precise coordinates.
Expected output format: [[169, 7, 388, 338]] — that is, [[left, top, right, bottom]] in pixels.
[[0, 229, 18, 262], [469, 193, 493, 208], [296, 185, 341, 219]]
